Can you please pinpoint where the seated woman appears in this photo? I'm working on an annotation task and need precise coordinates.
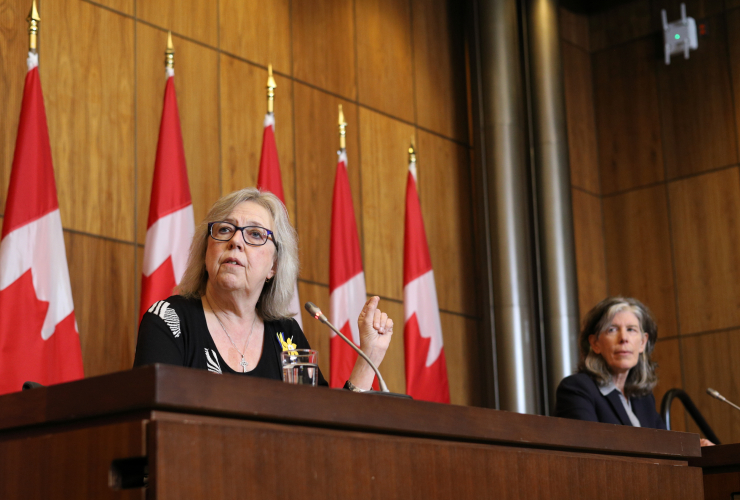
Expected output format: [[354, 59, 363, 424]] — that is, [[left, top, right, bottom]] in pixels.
[[555, 296, 665, 429], [133, 188, 393, 391]]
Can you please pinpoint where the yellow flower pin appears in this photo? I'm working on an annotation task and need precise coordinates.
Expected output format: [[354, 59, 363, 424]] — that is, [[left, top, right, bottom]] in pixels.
[[277, 332, 298, 356]]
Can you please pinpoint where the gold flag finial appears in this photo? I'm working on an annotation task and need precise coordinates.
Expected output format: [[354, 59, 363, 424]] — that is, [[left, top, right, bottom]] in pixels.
[[27, 0, 40, 53], [267, 64, 276, 113], [408, 136, 416, 163], [338, 104, 347, 150], [165, 31, 175, 70]]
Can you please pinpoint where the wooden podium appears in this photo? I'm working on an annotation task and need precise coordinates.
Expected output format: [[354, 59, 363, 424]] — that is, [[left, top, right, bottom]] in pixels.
[[690, 443, 740, 499], [0, 365, 704, 499]]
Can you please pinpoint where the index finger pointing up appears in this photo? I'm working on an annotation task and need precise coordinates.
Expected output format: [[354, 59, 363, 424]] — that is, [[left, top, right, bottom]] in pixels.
[[361, 296, 380, 325]]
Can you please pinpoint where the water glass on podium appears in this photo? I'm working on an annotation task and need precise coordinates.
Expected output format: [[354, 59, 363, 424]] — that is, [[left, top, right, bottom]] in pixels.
[[281, 349, 318, 386]]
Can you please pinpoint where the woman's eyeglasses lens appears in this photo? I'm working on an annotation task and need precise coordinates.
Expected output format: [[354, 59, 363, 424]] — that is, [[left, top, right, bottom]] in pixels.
[[210, 222, 270, 246]]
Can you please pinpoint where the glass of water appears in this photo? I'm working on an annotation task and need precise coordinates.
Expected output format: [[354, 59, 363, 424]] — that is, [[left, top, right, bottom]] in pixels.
[[281, 349, 319, 386]]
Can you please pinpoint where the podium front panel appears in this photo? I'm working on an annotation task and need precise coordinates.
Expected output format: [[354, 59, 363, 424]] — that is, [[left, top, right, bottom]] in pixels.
[[147, 411, 703, 500]]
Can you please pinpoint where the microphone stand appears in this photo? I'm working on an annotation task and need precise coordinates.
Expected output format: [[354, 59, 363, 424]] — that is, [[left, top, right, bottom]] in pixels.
[[305, 302, 411, 399]]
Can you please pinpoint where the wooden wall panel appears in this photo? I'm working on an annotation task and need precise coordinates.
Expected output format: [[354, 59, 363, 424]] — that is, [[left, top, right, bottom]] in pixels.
[[93, 0, 133, 16], [682, 330, 740, 443], [558, 7, 589, 51], [571, 189, 607, 320], [220, 0, 291, 74], [658, 15, 737, 179], [669, 168, 740, 335], [0, 0, 28, 217], [44, 0, 135, 240], [220, 55, 296, 219], [602, 186, 677, 337], [292, 0, 356, 100], [412, 0, 467, 142], [562, 42, 599, 194], [416, 130, 476, 316], [356, 0, 414, 123], [593, 38, 663, 195], [360, 108, 415, 300], [136, 27, 220, 243], [589, 0, 652, 52], [726, 9, 740, 159], [651, 338, 685, 432], [297, 281, 330, 378], [219, 55, 265, 199], [293, 83, 360, 284], [442, 313, 483, 407], [136, 0, 217, 48], [135, 245, 143, 328], [64, 232, 136, 378]]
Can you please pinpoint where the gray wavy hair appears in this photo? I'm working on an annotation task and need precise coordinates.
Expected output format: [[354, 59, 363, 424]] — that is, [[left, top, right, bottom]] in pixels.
[[577, 296, 658, 398], [178, 188, 298, 321]]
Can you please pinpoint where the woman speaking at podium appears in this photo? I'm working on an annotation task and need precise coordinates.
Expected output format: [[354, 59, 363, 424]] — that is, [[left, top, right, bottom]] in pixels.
[[554, 297, 666, 429], [133, 188, 394, 391]]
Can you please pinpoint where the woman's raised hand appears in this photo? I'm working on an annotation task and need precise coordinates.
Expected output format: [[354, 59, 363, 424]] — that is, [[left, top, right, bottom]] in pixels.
[[357, 296, 394, 358], [349, 296, 394, 390]]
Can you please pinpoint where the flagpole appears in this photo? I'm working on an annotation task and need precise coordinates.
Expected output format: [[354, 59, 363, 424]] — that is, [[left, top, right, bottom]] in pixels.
[[267, 64, 276, 113], [338, 104, 346, 150], [165, 31, 174, 71], [27, 1, 39, 53]]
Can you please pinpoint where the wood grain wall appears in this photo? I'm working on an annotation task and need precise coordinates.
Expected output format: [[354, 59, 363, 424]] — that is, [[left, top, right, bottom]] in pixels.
[[0, 0, 481, 405], [561, 1, 740, 441]]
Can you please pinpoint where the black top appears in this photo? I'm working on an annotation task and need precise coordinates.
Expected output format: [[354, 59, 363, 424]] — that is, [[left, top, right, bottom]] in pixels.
[[554, 372, 666, 430], [133, 295, 327, 386]]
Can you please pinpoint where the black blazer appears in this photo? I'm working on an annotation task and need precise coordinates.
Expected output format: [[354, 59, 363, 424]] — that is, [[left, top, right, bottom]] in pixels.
[[554, 372, 666, 430]]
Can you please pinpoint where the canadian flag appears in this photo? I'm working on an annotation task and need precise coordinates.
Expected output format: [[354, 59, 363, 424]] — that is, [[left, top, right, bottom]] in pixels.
[[256, 111, 302, 327], [139, 67, 194, 319], [329, 150, 367, 388], [0, 52, 84, 394], [404, 156, 450, 403]]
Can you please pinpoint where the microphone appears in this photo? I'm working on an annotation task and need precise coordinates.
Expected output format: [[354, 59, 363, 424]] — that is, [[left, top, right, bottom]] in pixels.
[[305, 301, 410, 398], [707, 388, 740, 412]]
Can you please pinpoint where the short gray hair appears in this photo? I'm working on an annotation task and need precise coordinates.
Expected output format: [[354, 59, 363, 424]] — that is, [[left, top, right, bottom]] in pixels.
[[178, 188, 298, 321], [577, 296, 658, 398]]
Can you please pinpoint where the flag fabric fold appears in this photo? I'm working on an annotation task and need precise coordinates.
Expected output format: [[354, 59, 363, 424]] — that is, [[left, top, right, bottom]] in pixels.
[[329, 150, 369, 388], [139, 68, 194, 320], [256, 111, 302, 327], [0, 52, 84, 395], [403, 159, 450, 403]]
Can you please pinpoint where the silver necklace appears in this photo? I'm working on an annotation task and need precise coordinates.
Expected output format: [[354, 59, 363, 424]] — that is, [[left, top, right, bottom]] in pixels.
[[205, 296, 258, 373]]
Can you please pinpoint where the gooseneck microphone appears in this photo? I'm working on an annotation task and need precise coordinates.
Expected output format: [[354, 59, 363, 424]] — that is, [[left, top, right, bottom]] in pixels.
[[707, 388, 740, 412], [305, 301, 389, 392], [305, 301, 413, 399]]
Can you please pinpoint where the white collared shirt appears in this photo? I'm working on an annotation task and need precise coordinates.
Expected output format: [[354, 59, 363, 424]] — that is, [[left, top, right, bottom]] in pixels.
[[599, 381, 641, 427]]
